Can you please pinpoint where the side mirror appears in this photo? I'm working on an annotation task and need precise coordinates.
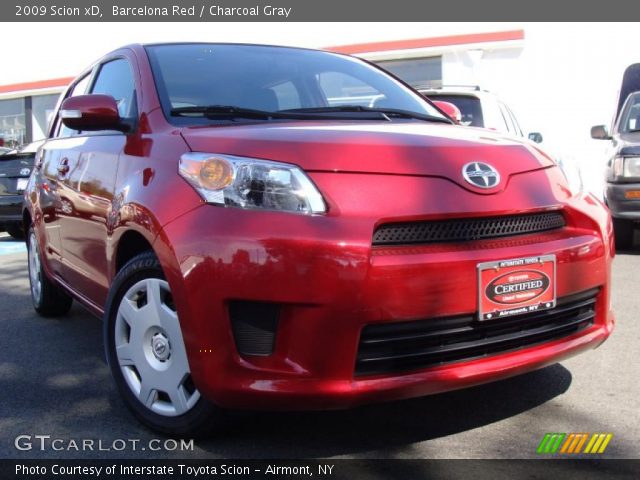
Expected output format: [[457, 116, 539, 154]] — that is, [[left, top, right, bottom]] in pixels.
[[60, 94, 128, 132], [527, 132, 543, 143], [590, 125, 611, 140], [432, 100, 462, 124]]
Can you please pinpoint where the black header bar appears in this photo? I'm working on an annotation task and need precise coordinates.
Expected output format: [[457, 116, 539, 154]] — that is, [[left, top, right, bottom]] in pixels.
[[5, 0, 640, 22]]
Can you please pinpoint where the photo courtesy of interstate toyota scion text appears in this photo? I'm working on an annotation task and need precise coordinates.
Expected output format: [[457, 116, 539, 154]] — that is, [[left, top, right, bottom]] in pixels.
[[22, 43, 615, 436]]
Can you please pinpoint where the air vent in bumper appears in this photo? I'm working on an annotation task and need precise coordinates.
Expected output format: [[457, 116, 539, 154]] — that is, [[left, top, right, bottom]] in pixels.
[[229, 301, 280, 356]]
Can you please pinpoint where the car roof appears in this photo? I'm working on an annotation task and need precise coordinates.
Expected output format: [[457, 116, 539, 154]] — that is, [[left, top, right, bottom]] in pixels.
[[18, 140, 44, 153], [131, 42, 337, 55]]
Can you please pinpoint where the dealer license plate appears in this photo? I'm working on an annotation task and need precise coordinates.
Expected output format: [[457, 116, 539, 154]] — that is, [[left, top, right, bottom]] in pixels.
[[16, 178, 28, 191], [477, 255, 556, 321]]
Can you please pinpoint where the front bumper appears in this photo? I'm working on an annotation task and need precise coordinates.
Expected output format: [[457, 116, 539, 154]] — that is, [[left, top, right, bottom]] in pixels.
[[154, 199, 614, 410], [606, 182, 640, 220], [0, 195, 23, 224]]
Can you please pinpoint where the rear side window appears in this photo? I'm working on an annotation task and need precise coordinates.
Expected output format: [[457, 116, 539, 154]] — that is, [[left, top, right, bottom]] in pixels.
[[505, 105, 523, 137], [482, 99, 509, 134], [498, 103, 516, 135], [90, 59, 137, 119]]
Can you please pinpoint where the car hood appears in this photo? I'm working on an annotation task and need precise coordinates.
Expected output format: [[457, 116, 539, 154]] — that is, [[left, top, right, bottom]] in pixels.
[[180, 122, 554, 192], [617, 132, 640, 155]]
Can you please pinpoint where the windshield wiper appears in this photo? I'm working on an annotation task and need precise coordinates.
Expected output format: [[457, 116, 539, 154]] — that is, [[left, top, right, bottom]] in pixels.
[[171, 105, 275, 119], [281, 106, 453, 124], [170, 105, 392, 121]]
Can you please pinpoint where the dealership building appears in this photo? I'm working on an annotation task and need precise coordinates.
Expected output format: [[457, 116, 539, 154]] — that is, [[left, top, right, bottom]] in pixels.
[[0, 80, 66, 147]]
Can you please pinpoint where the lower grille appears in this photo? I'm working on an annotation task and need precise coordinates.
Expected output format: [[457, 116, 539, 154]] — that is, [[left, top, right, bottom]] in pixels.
[[355, 289, 598, 376], [372, 212, 566, 246]]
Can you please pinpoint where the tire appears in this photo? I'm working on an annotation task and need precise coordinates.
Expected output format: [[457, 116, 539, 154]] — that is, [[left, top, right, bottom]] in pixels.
[[104, 251, 222, 437], [6, 224, 24, 240], [27, 227, 73, 317], [613, 218, 634, 250]]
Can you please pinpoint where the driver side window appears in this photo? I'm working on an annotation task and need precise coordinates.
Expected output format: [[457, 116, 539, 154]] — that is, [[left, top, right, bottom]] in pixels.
[[91, 58, 137, 120]]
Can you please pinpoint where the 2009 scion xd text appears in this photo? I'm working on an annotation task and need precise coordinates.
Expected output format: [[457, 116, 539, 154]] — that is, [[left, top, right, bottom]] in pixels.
[[23, 43, 614, 435]]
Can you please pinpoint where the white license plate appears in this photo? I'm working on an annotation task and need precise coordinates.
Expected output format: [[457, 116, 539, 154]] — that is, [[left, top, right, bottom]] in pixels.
[[16, 178, 28, 191]]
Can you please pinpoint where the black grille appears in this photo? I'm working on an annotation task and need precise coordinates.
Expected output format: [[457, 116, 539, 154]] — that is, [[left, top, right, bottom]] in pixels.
[[229, 301, 280, 356], [372, 212, 566, 246], [355, 289, 598, 376]]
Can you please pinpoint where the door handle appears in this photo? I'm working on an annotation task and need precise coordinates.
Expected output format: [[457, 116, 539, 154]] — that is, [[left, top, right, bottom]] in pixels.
[[57, 158, 70, 176]]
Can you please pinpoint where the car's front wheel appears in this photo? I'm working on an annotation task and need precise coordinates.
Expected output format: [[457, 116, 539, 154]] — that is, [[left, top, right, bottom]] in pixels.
[[104, 251, 222, 437]]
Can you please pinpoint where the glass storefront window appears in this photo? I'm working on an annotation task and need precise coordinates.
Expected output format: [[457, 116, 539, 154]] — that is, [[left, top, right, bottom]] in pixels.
[[32, 94, 60, 141], [0, 98, 25, 148], [376, 56, 442, 89]]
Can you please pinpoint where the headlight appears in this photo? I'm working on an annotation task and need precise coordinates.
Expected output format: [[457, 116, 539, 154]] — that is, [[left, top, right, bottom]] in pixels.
[[612, 155, 640, 178], [179, 153, 326, 214]]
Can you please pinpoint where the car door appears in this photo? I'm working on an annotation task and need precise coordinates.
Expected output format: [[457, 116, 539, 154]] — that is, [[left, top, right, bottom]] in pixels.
[[37, 74, 92, 277], [58, 57, 138, 308]]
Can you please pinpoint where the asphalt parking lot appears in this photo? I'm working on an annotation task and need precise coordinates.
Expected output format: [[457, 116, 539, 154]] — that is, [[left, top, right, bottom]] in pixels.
[[0, 232, 638, 460]]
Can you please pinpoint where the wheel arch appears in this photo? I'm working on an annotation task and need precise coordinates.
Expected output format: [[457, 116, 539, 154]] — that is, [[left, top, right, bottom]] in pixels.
[[22, 207, 32, 238], [113, 229, 156, 276]]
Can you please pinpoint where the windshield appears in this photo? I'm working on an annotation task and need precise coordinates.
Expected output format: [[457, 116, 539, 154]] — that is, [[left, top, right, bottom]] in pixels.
[[145, 43, 446, 124], [619, 91, 640, 133]]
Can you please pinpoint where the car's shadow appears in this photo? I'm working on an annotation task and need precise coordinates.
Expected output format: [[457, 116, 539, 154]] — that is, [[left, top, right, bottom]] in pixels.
[[195, 364, 572, 458]]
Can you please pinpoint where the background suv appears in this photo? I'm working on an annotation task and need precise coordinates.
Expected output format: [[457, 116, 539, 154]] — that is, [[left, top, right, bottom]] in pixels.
[[591, 63, 640, 249], [419, 85, 543, 143], [0, 141, 40, 239]]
